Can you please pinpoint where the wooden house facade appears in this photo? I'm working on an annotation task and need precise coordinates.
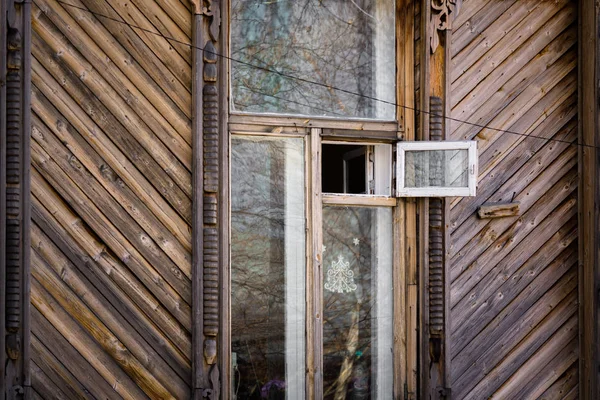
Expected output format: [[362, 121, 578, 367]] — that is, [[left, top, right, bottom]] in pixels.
[[2, 0, 600, 398]]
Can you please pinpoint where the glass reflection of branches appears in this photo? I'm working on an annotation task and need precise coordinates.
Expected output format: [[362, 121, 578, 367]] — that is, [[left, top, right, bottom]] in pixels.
[[322, 206, 393, 399], [231, 0, 396, 119], [231, 136, 305, 399]]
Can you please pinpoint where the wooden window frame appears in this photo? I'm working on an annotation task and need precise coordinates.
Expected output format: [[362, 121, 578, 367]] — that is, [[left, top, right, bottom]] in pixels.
[[191, 0, 418, 398], [396, 140, 478, 197]]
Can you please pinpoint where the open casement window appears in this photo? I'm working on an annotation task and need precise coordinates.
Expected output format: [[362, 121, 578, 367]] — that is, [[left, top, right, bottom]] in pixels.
[[228, 1, 402, 398]]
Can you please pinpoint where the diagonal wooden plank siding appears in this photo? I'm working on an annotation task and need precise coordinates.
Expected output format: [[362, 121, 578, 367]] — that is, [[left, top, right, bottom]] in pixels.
[[29, 0, 193, 397], [449, 0, 578, 398]]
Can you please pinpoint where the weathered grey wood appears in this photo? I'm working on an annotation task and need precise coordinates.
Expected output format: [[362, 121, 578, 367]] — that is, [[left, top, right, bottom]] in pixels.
[[310, 128, 323, 399], [538, 362, 578, 400], [477, 202, 520, 219], [451, 245, 577, 394], [451, 1, 573, 109], [451, 194, 577, 341], [492, 330, 578, 399], [72, 0, 192, 114], [190, 8, 204, 398], [449, 98, 576, 232], [229, 113, 398, 132], [31, 334, 93, 399], [30, 112, 192, 278], [451, 150, 577, 285]]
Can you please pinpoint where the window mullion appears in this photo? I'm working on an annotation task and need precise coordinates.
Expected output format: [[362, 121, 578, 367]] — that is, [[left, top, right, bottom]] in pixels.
[[308, 127, 323, 400]]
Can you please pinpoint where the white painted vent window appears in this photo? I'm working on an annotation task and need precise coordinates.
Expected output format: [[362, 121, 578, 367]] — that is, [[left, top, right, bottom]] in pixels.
[[396, 141, 477, 197]]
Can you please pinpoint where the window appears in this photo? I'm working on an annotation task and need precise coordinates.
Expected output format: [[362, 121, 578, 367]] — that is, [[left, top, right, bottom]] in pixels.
[[230, 0, 396, 119], [229, 1, 401, 398]]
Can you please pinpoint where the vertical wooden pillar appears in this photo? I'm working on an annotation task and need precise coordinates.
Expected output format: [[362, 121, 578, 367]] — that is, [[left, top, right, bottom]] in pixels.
[[579, 0, 600, 398], [189, 0, 223, 398], [1, 0, 31, 397], [420, 1, 459, 398]]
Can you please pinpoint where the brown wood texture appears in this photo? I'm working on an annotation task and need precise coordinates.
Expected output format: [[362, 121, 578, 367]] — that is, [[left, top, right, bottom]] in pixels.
[[29, 0, 192, 397], [448, 0, 579, 397]]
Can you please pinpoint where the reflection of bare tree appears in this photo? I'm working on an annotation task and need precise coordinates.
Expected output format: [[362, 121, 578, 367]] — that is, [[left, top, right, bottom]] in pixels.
[[231, 0, 384, 118]]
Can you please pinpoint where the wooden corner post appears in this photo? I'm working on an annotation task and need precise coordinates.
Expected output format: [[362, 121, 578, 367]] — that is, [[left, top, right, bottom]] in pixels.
[[1, 0, 31, 397], [189, 0, 224, 398], [420, 0, 459, 398], [579, 0, 600, 398]]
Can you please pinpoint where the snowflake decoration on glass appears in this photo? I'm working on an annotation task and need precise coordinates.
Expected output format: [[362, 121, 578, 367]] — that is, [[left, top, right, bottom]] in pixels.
[[324, 255, 357, 293], [353, 238, 360, 246], [322, 245, 326, 254]]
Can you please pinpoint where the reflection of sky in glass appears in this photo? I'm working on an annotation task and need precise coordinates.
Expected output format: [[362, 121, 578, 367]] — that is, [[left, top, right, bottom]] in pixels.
[[231, 0, 396, 119]]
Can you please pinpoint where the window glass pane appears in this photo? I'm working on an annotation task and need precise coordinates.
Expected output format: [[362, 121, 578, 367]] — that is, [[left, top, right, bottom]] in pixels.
[[322, 206, 393, 399], [404, 149, 469, 188], [231, 135, 306, 399], [231, 0, 396, 119]]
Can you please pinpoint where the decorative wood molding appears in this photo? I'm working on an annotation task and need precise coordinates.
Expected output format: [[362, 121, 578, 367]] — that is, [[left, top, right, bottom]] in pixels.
[[2, 0, 31, 396], [430, 0, 461, 53], [191, 0, 222, 397], [428, 96, 444, 343]]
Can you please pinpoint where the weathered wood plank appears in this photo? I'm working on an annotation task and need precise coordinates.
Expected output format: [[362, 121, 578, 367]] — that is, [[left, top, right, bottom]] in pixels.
[[32, 220, 190, 380], [31, 277, 149, 400], [538, 362, 578, 400], [31, 168, 192, 328], [451, 154, 577, 285], [30, 139, 192, 300], [491, 329, 578, 399], [68, 0, 192, 113], [31, 334, 93, 399], [32, 199, 191, 367], [32, 1, 191, 138], [32, 250, 183, 399], [32, 65, 192, 224], [31, 77, 191, 245], [30, 361, 71, 400], [452, 29, 576, 143], [451, 1, 572, 108], [449, 98, 576, 231], [451, 249, 577, 393], [451, 200, 577, 352], [32, 29, 192, 183], [450, 130, 576, 259], [30, 112, 191, 277], [451, 0, 537, 82], [32, 306, 122, 399]]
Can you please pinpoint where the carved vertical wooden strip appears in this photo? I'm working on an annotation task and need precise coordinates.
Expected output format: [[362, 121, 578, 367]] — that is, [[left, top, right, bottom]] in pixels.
[[429, 96, 444, 339], [6, 26, 22, 362]]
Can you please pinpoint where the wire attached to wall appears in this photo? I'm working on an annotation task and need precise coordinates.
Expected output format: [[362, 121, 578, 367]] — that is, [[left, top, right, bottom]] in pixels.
[[50, 0, 588, 149]]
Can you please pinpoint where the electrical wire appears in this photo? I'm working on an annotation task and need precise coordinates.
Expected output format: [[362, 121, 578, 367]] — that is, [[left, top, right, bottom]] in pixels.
[[50, 0, 591, 149]]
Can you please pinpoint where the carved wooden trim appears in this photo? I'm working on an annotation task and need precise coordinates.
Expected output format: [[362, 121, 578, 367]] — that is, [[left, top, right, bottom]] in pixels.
[[428, 96, 444, 342], [191, 0, 222, 397], [430, 0, 461, 53], [2, 0, 31, 395]]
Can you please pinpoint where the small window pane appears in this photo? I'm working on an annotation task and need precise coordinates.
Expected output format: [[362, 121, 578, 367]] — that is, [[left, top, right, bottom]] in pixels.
[[322, 206, 393, 399], [231, 0, 396, 119], [231, 136, 306, 399], [404, 149, 469, 188]]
